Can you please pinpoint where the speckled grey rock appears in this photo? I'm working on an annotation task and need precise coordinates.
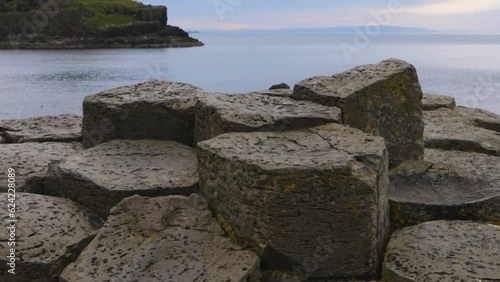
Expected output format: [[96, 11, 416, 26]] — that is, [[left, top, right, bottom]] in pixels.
[[382, 221, 500, 282], [60, 194, 261, 282], [456, 106, 500, 133], [0, 114, 82, 143], [194, 92, 342, 143], [0, 142, 83, 193], [422, 93, 456, 110], [424, 108, 500, 156], [0, 193, 99, 281], [389, 149, 500, 229], [256, 89, 294, 97], [45, 139, 198, 220], [82, 80, 204, 148], [293, 58, 424, 167], [198, 123, 389, 279]]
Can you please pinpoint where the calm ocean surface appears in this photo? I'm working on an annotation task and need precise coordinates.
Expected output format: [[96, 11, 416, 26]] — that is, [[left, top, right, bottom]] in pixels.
[[0, 33, 499, 119]]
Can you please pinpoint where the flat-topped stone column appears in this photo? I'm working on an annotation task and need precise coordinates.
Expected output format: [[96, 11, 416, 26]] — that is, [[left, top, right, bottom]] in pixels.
[[194, 92, 341, 143], [60, 194, 261, 282], [383, 221, 500, 282], [0, 193, 99, 281], [82, 80, 204, 148], [198, 123, 389, 279], [293, 58, 424, 167], [44, 139, 199, 220]]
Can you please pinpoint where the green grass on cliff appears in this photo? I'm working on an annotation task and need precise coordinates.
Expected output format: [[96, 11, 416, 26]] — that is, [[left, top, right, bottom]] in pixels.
[[67, 0, 145, 27]]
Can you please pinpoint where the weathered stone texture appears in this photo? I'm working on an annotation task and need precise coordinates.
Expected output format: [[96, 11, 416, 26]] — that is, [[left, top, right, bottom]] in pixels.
[[198, 124, 389, 279], [389, 149, 500, 229], [45, 139, 198, 220], [422, 93, 456, 110], [0, 193, 98, 281], [424, 108, 500, 156], [0, 142, 83, 193], [0, 114, 82, 143], [60, 194, 261, 282], [293, 59, 424, 167], [383, 221, 500, 282], [194, 92, 341, 143], [135, 6, 168, 26], [456, 106, 500, 132], [82, 80, 203, 148]]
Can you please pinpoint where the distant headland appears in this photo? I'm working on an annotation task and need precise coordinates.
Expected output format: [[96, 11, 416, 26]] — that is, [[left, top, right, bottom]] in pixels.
[[0, 0, 203, 49]]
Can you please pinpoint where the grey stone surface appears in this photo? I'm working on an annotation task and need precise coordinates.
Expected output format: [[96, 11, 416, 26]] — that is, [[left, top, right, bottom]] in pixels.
[[389, 148, 500, 229], [422, 93, 456, 110], [198, 123, 389, 279], [257, 89, 294, 97], [60, 194, 261, 282], [194, 92, 342, 143], [82, 80, 204, 148], [45, 139, 199, 220], [0, 193, 99, 281], [424, 108, 500, 156], [382, 221, 500, 282], [293, 58, 424, 167], [0, 142, 83, 193], [0, 114, 82, 143], [456, 105, 500, 132]]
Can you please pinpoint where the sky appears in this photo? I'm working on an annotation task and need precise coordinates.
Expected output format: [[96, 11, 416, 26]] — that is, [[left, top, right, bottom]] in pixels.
[[141, 0, 500, 33]]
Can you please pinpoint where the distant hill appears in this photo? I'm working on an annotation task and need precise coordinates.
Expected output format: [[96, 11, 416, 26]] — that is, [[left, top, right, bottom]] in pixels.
[[0, 0, 203, 48], [202, 26, 436, 34]]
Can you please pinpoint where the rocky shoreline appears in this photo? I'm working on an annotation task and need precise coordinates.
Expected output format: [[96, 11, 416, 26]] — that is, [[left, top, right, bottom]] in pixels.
[[0, 59, 499, 281]]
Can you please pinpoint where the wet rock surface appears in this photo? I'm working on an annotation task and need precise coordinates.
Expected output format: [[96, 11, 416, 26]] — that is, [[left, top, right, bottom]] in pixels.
[[0, 142, 83, 193], [82, 80, 204, 148], [424, 108, 500, 156], [198, 123, 389, 279], [60, 194, 261, 282], [293, 59, 424, 167], [0, 114, 82, 143], [0, 193, 99, 281], [45, 139, 199, 220], [389, 149, 500, 229], [383, 221, 500, 282], [194, 92, 342, 143]]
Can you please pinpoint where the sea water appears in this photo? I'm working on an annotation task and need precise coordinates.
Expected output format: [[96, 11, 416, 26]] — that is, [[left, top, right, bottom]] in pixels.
[[0, 33, 499, 119]]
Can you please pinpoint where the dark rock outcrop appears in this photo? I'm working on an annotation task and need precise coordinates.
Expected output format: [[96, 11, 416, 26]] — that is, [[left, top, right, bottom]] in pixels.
[[269, 83, 291, 90], [60, 194, 261, 282], [0, 2, 202, 49], [198, 123, 389, 279], [383, 221, 500, 282], [293, 59, 424, 167]]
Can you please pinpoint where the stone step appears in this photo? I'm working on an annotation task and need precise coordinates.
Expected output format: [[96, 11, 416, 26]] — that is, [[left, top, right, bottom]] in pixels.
[[293, 58, 424, 167], [60, 194, 261, 282], [0, 142, 83, 193], [456, 105, 500, 133], [197, 123, 389, 280], [424, 108, 500, 156], [82, 80, 204, 148], [382, 221, 500, 282], [0, 114, 82, 143], [194, 92, 341, 143], [389, 149, 500, 229], [44, 139, 198, 220], [0, 193, 99, 281]]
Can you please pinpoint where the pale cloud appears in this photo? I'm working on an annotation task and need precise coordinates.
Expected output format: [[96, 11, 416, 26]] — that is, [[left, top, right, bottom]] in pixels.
[[406, 0, 500, 15]]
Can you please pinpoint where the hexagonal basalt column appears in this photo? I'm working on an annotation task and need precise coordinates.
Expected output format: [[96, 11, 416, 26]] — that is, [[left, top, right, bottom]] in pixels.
[[194, 92, 341, 143], [293, 59, 424, 167], [45, 139, 199, 220], [82, 80, 203, 148], [198, 123, 389, 279]]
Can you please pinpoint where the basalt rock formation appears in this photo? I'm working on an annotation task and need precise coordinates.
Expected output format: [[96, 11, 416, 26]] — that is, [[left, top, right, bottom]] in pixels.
[[0, 1, 202, 48], [1, 59, 499, 281]]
